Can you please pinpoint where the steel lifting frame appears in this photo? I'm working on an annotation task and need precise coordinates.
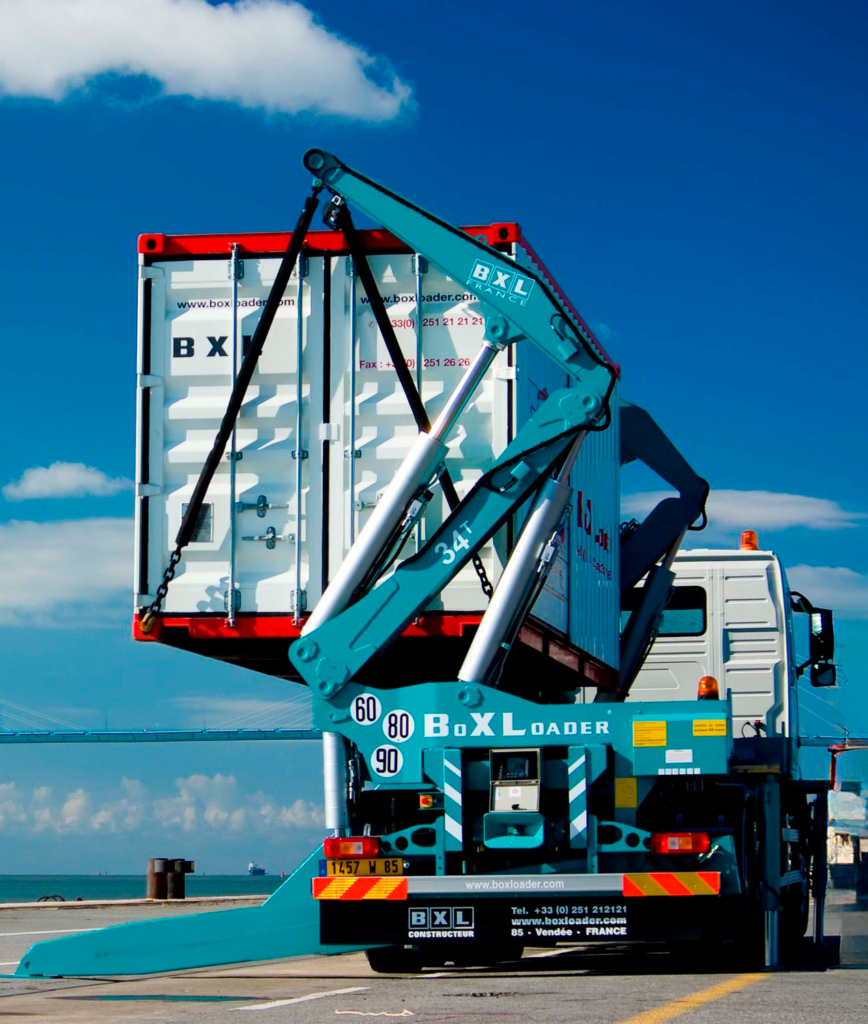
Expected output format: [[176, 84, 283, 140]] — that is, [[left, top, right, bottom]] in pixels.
[[295, 149, 616, 838]]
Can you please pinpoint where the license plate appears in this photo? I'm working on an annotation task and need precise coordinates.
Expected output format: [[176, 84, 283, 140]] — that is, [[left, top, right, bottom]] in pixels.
[[326, 858, 404, 877]]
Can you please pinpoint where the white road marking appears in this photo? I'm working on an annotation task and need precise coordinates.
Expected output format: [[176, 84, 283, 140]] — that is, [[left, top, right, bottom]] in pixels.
[[0, 928, 90, 937], [238, 986, 369, 1011], [0, 961, 20, 966], [336, 1012, 414, 1018]]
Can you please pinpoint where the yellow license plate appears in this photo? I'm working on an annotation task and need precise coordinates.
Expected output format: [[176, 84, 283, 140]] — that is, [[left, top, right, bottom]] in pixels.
[[326, 858, 404, 877]]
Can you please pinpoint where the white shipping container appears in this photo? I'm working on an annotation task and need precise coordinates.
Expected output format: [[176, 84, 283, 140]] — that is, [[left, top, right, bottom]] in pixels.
[[135, 226, 620, 683]]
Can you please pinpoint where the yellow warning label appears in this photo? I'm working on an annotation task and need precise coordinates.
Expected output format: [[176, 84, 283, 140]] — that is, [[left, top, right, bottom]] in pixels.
[[615, 777, 638, 808], [633, 720, 667, 747], [693, 719, 727, 737]]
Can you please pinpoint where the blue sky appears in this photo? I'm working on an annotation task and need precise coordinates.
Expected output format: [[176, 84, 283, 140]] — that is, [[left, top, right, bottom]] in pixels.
[[0, 0, 866, 871]]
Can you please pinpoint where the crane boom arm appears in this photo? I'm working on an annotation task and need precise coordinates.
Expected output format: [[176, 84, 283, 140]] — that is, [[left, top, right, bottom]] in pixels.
[[304, 149, 616, 414]]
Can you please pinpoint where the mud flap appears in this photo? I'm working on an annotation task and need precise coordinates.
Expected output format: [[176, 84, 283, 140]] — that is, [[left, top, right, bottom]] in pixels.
[[15, 846, 375, 978]]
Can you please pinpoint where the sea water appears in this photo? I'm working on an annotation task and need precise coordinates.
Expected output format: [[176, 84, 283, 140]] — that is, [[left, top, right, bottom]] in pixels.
[[0, 874, 285, 904]]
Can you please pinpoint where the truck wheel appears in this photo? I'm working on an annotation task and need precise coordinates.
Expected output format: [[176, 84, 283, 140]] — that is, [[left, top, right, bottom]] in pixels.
[[365, 947, 425, 974], [780, 848, 811, 945]]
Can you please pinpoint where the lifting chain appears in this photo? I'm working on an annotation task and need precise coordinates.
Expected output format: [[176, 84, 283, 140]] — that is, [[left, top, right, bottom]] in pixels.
[[472, 553, 494, 599], [139, 546, 182, 634]]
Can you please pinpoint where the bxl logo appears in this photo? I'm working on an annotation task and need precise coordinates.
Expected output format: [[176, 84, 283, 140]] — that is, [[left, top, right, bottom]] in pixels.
[[468, 260, 535, 306], [407, 907, 475, 930]]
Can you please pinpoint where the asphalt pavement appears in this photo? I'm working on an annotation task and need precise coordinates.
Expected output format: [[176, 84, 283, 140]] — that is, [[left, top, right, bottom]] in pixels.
[[0, 891, 864, 1023]]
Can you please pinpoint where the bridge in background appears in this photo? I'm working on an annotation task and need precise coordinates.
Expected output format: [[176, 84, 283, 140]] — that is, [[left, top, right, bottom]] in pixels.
[[0, 728, 321, 744]]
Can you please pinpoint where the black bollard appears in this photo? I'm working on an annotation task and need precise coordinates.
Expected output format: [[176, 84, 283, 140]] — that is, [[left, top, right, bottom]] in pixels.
[[166, 859, 195, 900], [146, 858, 168, 900]]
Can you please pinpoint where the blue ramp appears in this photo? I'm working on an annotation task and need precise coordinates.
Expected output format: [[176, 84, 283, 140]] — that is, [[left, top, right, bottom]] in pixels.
[[15, 847, 370, 978]]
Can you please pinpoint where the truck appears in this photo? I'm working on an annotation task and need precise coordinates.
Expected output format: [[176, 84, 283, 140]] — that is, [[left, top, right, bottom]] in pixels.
[[14, 151, 836, 979]]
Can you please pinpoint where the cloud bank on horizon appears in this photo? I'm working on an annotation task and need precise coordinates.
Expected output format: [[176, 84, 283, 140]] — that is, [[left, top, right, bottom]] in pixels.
[[0, 0, 411, 120], [0, 773, 323, 836]]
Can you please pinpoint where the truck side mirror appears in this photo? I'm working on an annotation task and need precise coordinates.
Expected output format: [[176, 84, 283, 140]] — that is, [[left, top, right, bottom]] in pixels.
[[791, 594, 837, 685], [810, 662, 837, 688], [809, 608, 835, 664]]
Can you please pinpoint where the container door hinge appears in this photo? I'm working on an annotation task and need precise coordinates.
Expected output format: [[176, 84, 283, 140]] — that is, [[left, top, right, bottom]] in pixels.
[[224, 588, 242, 614], [293, 257, 310, 279], [227, 249, 245, 280], [320, 423, 340, 442], [494, 366, 518, 380], [136, 483, 162, 497], [139, 266, 164, 280], [137, 373, 163, 388], [291, 449, 308, 460], [291, 589, 308, 614], [412, 254, 428, 275], [344, 448, 361, 459]]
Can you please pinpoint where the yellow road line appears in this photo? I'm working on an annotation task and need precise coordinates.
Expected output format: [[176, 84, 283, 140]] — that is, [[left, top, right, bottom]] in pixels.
[[615, 973, 766, 1024]]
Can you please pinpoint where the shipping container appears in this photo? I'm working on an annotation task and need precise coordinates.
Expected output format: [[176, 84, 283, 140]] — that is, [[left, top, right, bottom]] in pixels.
[[134, 225, 620, 689]]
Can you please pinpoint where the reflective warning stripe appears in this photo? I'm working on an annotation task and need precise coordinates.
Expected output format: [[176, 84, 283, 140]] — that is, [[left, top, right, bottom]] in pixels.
[[622, 872, 720, 897], [568, 752, 588, 848], [312, 877, 408, 900], [443, 750, 463, 852]]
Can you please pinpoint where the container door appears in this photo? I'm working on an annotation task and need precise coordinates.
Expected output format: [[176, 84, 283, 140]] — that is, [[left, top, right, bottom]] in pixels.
[[327, 254, 503, 611], [141, 254, 324, 616]]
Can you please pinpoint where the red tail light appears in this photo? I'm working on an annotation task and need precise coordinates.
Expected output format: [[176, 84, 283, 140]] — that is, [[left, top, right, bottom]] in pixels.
[[651, 832, 711, 855], [323, 837, 380, 859]]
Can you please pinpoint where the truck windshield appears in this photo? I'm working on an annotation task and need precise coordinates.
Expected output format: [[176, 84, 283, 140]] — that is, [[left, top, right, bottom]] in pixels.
[[621, 585, 707, 637]]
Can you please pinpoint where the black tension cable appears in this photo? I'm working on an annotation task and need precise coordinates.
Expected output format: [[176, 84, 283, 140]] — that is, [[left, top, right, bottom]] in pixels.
[[336, 202, 494, 599], [140, 186, 323, 634]]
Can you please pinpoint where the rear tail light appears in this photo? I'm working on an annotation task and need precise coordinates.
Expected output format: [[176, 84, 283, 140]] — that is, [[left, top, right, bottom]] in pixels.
[[697, 675, 720, 700], [323, 837, 380, 859], [651, 832, 711, 855]]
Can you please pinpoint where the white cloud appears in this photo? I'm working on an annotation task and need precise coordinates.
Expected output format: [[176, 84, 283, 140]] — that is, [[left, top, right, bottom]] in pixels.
[[787, 565, 868, 620], [0, 0, 411, 121], [0, 783, 28, 828], [90, 778, 146, 832], [623, 489, 867, 533], [3, 462, 132, 501], [61, 788, 91, 829], [0, 774, 323, 836], [0, 517, 131, 626]]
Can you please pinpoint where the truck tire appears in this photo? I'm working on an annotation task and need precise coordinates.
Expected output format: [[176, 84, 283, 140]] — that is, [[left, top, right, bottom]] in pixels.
[[365, 947, 425, 974], [780, 848, 810, 945]]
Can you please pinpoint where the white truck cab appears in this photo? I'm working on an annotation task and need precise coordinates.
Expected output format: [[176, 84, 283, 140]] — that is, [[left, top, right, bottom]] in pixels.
[[626, 539, 835, 742]]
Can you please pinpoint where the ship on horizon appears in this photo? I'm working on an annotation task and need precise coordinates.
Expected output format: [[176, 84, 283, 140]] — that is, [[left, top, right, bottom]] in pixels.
[[247, 862, 266, 876]]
